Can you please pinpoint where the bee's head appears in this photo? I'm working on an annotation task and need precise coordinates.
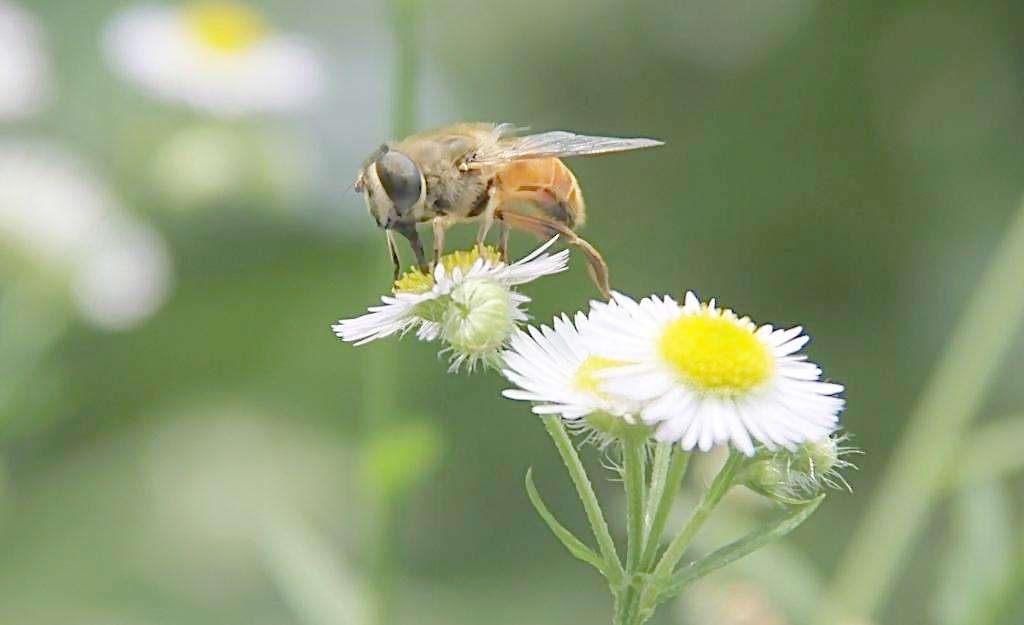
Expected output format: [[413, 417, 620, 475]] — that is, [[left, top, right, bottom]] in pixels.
[[356, 145, 425, 230]]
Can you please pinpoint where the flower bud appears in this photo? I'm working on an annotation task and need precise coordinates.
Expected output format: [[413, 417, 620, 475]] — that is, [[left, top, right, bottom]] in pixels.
[[441, 279, 517, 371], [740, 436, 856, 504]]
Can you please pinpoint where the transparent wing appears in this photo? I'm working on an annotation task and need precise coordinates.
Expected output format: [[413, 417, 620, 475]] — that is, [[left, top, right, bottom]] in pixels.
[[467, 130, 664, 165]]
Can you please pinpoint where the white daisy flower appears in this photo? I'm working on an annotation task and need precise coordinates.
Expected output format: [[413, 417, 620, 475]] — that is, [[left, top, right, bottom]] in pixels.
[[332, 238, 569, 369], [0, 1, 50, 120], [0, 141, 173, 330], [501, 312, 641, 425], [584, 292, 844, 456], [103, 1, 325, 117]]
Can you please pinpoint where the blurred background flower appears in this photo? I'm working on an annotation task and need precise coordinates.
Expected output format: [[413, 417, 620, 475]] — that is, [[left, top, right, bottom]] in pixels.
[[0, 1, 50, 120], [0, 140, 172, 330], [104, 1, 325, 117]]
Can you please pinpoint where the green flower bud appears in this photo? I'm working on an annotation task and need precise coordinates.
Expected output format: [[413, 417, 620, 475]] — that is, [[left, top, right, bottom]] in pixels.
[[441, 279, 516, 371], [740, 436, 856, 504]]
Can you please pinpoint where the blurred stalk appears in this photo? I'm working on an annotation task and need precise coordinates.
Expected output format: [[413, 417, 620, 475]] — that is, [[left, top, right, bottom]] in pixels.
[[362, 3, 420, 625], [819, 197, 1024, 623], [364, 0, 419, 429]]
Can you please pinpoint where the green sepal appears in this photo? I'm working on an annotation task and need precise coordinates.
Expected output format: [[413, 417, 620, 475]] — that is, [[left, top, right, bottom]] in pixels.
[[525, 468, 607, 576]]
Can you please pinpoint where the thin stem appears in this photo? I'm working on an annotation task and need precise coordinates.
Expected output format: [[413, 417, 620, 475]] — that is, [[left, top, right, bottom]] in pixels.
[[364, 0, 420, 426], [541, 415, 625, 584], [635, 450, 745, 621], [619, 436, 647, 625], [819, 197, 1024, 624], [638, 447, 690, 571], [657, 495, 824, 602], [362, 4, 420, 625], [623, 437, 647, 574]]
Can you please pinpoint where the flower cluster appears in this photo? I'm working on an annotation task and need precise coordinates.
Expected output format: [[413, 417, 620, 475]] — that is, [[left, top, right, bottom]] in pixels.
[[502, 292, 845, 457], [333, 237, 568, 371]]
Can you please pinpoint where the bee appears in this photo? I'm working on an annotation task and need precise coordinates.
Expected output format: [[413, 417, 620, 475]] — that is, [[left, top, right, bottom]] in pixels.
[[354, 122, 663, 298]]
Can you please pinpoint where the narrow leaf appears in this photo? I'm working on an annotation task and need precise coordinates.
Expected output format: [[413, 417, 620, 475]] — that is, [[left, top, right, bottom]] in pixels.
[[525, 468, 607, 575], [657, 495, 824, 602]]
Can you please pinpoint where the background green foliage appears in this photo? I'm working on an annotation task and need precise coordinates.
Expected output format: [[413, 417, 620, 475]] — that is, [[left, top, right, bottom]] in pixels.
[[2, 1, 1023, 624]]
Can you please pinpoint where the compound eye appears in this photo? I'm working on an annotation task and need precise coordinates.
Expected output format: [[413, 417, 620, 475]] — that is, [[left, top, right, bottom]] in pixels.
[[375, 150, 422, 215]]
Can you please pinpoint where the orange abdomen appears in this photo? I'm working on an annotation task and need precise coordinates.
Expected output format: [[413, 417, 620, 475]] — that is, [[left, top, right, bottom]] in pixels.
[[492, 157, 586, 228]]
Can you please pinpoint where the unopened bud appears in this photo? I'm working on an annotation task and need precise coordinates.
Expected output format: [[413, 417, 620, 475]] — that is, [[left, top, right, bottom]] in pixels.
[[740, 436, 856, 504], [441, 279, 516, 371]]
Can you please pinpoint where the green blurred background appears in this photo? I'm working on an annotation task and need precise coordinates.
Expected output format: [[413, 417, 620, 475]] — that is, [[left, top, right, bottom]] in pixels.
[[2, 1, 1023, 624]]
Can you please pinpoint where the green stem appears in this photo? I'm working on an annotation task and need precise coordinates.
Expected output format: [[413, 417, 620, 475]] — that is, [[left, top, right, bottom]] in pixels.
[[635, 450, 745, 622], [541, 415, 625, 585], [623, 438, 647, 574], [619, 436, 647, 625], [657, 495, 824, 602], [638, 446, 690, 571], [362, 4, 420, 625], [819, 197, 1024, 624]]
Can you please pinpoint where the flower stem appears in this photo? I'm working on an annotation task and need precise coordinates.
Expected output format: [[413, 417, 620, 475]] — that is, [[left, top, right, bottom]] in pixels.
[[634, 450, 745, 622], [639, 445, 690, 571], [541, 415, 625, 585], [819, 196, 1024, 624], [622, 437, 647, 574], [362, 4, 420, 625], [618, 435, 647, 625]]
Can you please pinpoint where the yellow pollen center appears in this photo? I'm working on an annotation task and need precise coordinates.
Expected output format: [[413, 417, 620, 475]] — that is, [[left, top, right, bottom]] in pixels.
[[393, 246, 502, 294], [658, 313, 772, 394], [573, 356, 622, 396], [185, 2, 268, 54]]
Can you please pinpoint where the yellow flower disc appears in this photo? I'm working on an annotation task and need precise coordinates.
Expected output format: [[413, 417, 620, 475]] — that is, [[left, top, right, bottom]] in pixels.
[[185, 2, 268, 53], [573, 356, 622, 396], [393, 246, 502, 294], [658, 312, 772, 394]]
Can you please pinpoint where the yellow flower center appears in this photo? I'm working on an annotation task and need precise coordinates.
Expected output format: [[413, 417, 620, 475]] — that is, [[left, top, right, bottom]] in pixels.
[[573, 356, 622, 396], [393, 246, 502, 294], [658, 311, 772, 395], [184, 2, 268, 54]]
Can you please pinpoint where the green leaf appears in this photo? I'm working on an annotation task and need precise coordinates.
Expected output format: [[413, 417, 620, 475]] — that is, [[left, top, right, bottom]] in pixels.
[[934, 481, 1013, 625], [525, 468, 607, 575], [657, 494, 824, 602]]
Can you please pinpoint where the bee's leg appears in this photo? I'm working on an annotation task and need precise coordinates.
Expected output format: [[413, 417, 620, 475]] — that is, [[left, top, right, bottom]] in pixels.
[[395, 222, 429, 273], [498, 210, 612, 299], [431, 216, 446, 269], [386, 229, 402, 280], [475, 188, 498, 254], [498, 220, 511, 262]]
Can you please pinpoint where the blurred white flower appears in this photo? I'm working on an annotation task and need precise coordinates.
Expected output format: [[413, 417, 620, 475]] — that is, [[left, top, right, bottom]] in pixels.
[[104, 1, 326, 116], [137, 409, 358, 599], [0, 141, 173, 330], [583, 292, 843, 455], [0, 0, 50, 119]]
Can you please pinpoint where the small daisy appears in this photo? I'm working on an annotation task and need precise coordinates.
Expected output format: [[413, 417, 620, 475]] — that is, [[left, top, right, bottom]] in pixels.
[[104, 1, 325, 117], [584, 292, 843, 455], [332, 238, 568, 369], [501, 312, 640, 423], [0, 1, 50, 120]]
